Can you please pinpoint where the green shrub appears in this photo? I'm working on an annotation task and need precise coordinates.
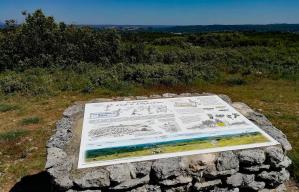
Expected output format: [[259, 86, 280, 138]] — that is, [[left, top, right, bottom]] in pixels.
[[0, 72, 25, 94], [0, 69, 58, 96], [91, 70, 120, 89]]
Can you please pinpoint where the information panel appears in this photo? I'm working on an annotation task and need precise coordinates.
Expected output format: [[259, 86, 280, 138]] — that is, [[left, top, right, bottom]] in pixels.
[[78, 95, 278, 168]]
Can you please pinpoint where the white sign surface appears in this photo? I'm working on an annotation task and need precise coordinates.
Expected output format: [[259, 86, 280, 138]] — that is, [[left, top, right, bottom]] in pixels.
[[78, 95, 278, 168]]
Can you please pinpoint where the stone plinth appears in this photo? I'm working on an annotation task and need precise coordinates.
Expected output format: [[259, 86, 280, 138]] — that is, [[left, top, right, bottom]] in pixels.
[[46, 93, 292, 192]]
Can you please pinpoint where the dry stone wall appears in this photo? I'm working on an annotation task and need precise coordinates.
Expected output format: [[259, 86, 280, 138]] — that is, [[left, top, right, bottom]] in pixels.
[[46, 93, 292, 192]]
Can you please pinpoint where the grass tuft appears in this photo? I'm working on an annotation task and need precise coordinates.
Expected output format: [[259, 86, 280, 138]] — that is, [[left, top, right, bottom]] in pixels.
[[225, 77, 247, 86], [289, 151, 299, 181], [0, 130, 28, 141], [20, 116, 41, 125], [0, 103, 18, 112]]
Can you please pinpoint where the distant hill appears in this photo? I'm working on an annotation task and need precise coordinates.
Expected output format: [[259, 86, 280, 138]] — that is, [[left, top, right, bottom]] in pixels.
[[151, 24, 299, 33], [88, 24, 299, 33], [2, 22, 299, 33]]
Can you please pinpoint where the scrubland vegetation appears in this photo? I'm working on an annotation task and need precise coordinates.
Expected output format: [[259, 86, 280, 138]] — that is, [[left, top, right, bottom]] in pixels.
[[0, 10, 298, 191], [0, 10, 298, 96]]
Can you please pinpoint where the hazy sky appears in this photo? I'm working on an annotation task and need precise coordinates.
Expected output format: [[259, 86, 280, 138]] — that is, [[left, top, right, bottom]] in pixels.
[[1, 0, 299, 25]]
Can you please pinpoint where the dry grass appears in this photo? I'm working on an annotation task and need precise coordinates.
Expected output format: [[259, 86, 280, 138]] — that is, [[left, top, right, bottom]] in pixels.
[[0, 79, 298, 191]]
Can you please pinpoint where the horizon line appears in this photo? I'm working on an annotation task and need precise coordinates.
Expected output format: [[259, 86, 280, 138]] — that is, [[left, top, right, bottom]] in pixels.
[[1, 21, 299, 26]]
